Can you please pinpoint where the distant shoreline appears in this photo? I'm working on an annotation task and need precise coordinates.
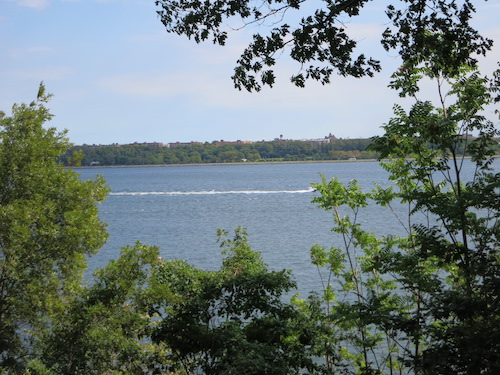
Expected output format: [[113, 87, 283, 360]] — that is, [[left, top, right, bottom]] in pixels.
[[73, 159, 382, 169], [71, 155, 493, 170]]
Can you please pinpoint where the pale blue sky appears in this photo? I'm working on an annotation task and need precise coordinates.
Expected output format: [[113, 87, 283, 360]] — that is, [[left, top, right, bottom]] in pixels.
[[1, 0, 499, 145]]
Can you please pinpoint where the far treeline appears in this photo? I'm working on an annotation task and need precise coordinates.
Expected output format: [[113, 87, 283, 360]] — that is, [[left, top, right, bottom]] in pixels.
[[62, 138, 377, 166], [61, 137, 499, 166]]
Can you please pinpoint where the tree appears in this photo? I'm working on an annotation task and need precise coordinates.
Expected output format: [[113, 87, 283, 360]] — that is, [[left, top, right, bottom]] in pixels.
[[155, 0, 493, 91], [152, 227, 323, 375], [307, 65, 499, 375], [34, 228, 325, 374], [36, 243, 169, 375], [0, 84, 109, 371]]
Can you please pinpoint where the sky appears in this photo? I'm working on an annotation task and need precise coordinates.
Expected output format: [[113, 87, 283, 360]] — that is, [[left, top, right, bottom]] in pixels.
[[1, 0, 499, 145]]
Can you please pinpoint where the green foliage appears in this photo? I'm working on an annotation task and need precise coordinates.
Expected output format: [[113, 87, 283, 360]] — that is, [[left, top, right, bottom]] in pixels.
[[62, 134, 498, 168], [371, 66, 499, 374], [307, 62, 499, 373], [155, 0, 492, 91], [152, 227, 323, 375], [0, 84, 109, 371], [35, 243, 169, 375], [33, 228, 327, 374], [61, 138, 382, 166]]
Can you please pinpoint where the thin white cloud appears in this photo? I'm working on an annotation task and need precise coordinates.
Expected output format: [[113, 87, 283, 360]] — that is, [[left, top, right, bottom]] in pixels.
[[96, 66, 399, 119], [25, 46, 54, 52], [6, 45, 55, 59], [7, 0, 128, 9], [98, 73, 182, 96], [9, 0, 50, 10]]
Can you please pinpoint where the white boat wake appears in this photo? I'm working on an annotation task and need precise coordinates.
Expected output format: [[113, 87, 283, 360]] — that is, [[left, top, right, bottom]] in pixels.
[[110, 187, 316, 196]]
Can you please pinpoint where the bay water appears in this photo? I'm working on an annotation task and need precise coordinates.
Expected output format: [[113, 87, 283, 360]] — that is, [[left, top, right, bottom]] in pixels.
[[78, 160, 495, 293]]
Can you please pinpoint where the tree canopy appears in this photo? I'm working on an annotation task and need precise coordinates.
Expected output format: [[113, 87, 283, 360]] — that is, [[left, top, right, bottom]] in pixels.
[[156, 0, 493, 91], [0, 84, 109, 371], [308, 64, 500, 372], [62, 138, 381, 166], [35, 229, 322, 375]]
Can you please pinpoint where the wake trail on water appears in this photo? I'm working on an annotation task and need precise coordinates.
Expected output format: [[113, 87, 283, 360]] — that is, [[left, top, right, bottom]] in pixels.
[[110, 187, 316, 196]]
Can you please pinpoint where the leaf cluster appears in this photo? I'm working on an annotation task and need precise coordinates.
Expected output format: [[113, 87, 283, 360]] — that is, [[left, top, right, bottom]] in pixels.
[[307, 67, 499, 374], [156, 0, 492, 91], [0, 85, 109, 371], [152, 227, 324, 374]]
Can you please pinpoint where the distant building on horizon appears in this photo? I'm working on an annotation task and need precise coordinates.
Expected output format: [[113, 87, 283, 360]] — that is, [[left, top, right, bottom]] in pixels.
[[79, 132, 369, 148], [167, 141, 202, 148], [128, 142, 166, 147], [212, 140, 253, 146], [327, 133, 338, 141]]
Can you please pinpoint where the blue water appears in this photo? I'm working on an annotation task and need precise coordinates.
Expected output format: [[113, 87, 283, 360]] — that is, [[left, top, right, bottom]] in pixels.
[[77, 160, 496, 293]]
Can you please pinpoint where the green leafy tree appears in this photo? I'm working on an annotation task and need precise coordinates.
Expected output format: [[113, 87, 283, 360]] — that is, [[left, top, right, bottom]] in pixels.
[[152, 227, 323, 375], [35, 229, 326, 375], [155, 0, 492, 91], [36, 243, 171, 375], [306, 54, 499, 375], [218, 149, 242, 162], [0, 84, 109, 371]]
